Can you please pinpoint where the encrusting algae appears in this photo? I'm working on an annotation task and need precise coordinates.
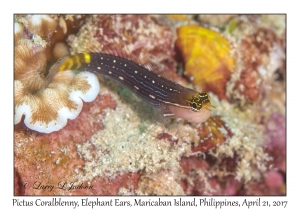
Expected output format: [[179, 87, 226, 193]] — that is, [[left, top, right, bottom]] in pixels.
[[14, 14, 286, 195]]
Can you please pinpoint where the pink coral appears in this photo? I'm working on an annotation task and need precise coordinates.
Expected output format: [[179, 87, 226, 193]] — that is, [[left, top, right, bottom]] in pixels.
[[265, 170, 284, 189], [239, 175, 285, 196], [233, 27, 285, 102], [180, 155, 243, 195], [265, 113, 286, 172]]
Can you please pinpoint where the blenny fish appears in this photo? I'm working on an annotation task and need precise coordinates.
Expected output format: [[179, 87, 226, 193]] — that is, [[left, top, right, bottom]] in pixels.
[[47, 52, 213, 123]]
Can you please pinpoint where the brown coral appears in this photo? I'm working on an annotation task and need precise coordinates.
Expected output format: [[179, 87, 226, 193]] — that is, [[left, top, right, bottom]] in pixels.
[[191, 116, 233, 153], [14, 15, 100, 133]]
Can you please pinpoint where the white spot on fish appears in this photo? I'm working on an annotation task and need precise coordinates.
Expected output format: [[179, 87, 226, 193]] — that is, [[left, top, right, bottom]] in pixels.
[[113, 60, 116, 63], [124, 64, 127, 67], [152, 80, 155, 84], [134, 85, 139, 90], [109, 71, 112, 74], [119, 76, 124, 80], [149, 94, 155, 99], [135, 71, 138, 74], [97, 67, 101, 70], [101, 57, 103, 60]]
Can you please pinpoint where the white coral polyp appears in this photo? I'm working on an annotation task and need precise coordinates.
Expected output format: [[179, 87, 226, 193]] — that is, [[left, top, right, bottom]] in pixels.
[[14, 72, 100, 134]]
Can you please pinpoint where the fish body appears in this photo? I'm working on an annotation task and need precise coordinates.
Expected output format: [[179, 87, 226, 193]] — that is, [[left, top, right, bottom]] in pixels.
[[49, 52, 212, 123]]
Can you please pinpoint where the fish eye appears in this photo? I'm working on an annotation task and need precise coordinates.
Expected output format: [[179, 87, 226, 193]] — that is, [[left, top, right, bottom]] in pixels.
[[190, 102, 200, 112]]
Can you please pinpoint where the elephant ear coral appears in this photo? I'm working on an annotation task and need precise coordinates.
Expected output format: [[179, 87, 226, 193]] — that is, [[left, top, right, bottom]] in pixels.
[[14, 15, 100, 133]]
